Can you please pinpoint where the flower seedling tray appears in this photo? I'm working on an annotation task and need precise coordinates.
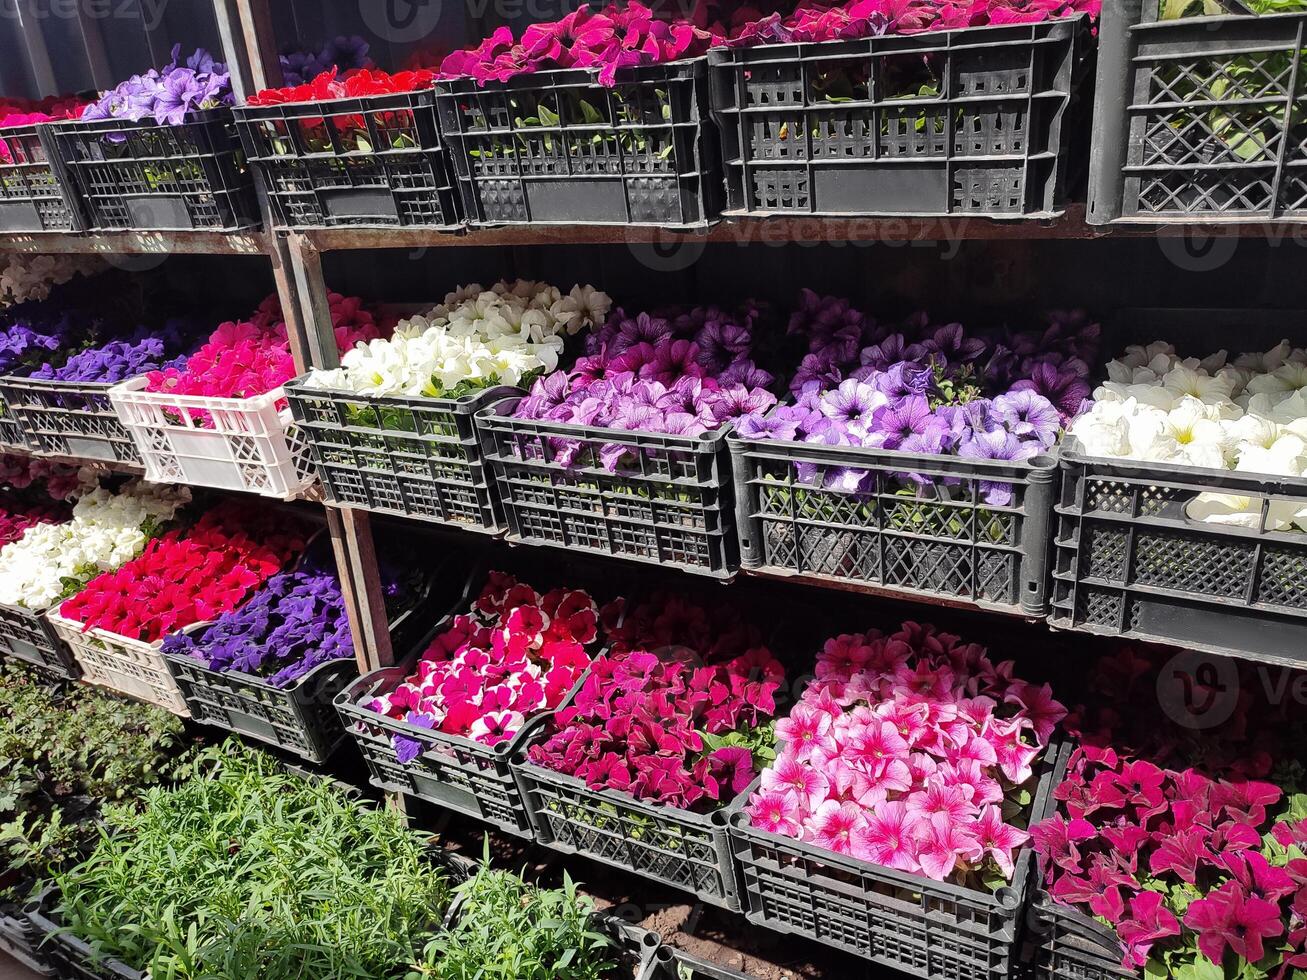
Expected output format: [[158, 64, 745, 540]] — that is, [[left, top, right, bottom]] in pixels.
[[0, 122, 83, 232], [477, 396, 738, 577], [1087, 8, 1307, 223], [0, 600, 79, 678], [0, 375, 141, 465], [24, 889, 142, 980], [163, 560, 442, 765], [47, 109, 259, 232], [724, 741, 1066, 980], [727, 423, 1058, 615], [1051, 436, 1307, 666], [512, 754, 743, 910], [708, 17, 1088, 218], [108, 377, 315, 499], [233, 89, 462, 230], [284, 377, 515, 532], [434, 59, 721, 227], [46, 606, 193, 717], [1023, 889, 1138, 980]]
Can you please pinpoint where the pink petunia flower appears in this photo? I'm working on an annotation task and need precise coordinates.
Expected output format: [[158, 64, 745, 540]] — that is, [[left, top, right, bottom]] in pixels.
[[852, 800, 923, 873], [968, 805, 1029, 878], [748, 788, 803, 836], [807, 800, 867, 857], [915, 813, 983, 881]]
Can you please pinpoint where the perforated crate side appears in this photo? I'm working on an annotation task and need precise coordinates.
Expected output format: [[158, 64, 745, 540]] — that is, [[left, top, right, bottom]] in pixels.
[[0, 602, 78, 678], [1024, 892, 1137, 980], [0, 400, 32, 450], [233, 90, 461, 230], [477, 398, 737, 577], [513, 758, 741, 909], [435, 59, 721, 227], [708, 17, 1086, 218], [0, 123, 82, 232], [109, 377, 315, 499], [0, 375, 141, 464], [336, 676, 536, 835], [284, 379, 513, 531], [727, 427, 1057, 614], [1051, 438, 1307, 666], [0, 902, 53, 976], [726, 743, 1063, 980], [47, 608, 190, 716], [1088, 6, 1307, 223], [24, 892, 143, 980], [48, 110, 259, 232], [166, 653, 354, 764]]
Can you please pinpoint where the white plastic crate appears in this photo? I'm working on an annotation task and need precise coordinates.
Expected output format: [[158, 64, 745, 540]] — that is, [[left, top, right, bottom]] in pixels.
[[108, 377, 315, 498], [46, 606, 191, 716]]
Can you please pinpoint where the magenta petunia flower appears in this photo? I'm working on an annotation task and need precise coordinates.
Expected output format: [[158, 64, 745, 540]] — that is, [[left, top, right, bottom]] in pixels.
[[915, 812, 983, 881], [1185, 882, 1285, 966], [968, 804, 1029, 879], [852, 800, 923, 873], [807, 800, 866, 857], [762, 752, 830, 808], [748, 788, 802, 836]]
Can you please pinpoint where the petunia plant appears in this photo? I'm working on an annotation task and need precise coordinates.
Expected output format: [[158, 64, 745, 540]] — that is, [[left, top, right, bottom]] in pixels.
[[58, 501, 308, 644], [80, 46, 232, 126], [747, 620, 1063, 887], [363, 572, 608, 759], [512, 302, 778, 472], [1032, 646, 1307, 978], [737, 294, 1098, 505], [527, 591, 787, 810]]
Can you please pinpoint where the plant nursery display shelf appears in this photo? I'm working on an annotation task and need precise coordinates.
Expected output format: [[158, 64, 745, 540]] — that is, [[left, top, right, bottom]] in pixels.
[[0, 229, 270, 255]]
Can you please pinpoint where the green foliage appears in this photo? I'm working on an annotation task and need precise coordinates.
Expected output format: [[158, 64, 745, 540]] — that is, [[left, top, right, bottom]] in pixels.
[[55, 742, 452, 979], [0, 663, 194, 902], [697, 721, 778, 766], [414, 859, 617, 980]]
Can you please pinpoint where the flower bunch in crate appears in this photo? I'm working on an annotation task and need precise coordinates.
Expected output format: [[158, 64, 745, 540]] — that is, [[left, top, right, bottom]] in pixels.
[[159, 545, 426, 763], [0, 453, 79, 547], [436, 4, 720, 227], [479, 301, 778, 574], [0, 480, 189, 677], [730, 297, 1098, 609], [518, 590, 787, 906], [1029, 645, 1307, 979], [3, 318, 201, 464], [1055, 329, 1307, 658], [52, 47, 258, 231], [337, 570, 611, 832], [49, 501, 309, 713], [0, 96, 87, 233], [239, 65, 462, 230], [730, 619, 1064, 976], [290, 280, 610, 529], [111, 292, 385, 497]]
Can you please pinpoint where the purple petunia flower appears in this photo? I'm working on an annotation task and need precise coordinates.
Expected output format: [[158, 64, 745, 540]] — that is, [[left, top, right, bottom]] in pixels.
[[870, 395, 945, 451], [737, 413, 799, 441], [992, 389, 1061, 450]]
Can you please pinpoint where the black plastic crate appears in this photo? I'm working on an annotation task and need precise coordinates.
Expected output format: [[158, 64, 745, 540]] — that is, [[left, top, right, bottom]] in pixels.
[[0, 406, 31, 450], [1023, 891, 1137, 980], [709, 17, 1087, 217], [0, 376, 139, 464], [233, 90, 461, 230], [726, 742, 1066, 980], [1052, 436, 1307, 665], [24, 892, 142, 980], [0, 601, 79, 678], [0, 898, 53, 976], [1088, 5, 1307, 222], [513, 756, 742, 910], [163, 544, 443, 765], [728, 428, 1058, 614], [48, 109, 259, 232], [0, 123, 82, 232], [284, 378, 513, 532], [336, 668, 541, 836], [477, 397, 737, 577], [435, 59, 721, 227]]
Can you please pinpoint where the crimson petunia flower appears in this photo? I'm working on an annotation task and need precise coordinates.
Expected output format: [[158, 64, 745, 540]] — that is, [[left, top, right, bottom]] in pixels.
[[1184, 882, 1284, 966]]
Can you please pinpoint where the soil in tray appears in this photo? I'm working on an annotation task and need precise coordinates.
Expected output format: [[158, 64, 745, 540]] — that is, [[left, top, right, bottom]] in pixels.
[[410, 797, 906, 980]]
